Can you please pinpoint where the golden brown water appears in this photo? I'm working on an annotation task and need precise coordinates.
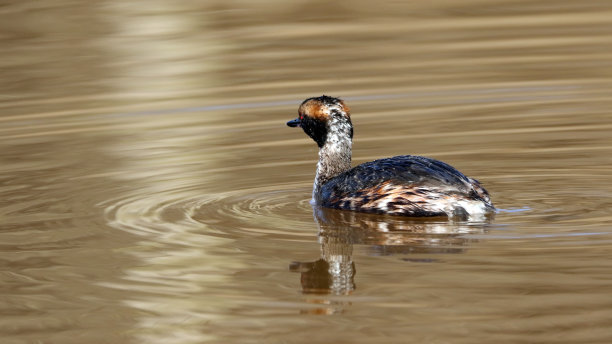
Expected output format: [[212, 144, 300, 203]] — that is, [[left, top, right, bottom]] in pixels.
[[2, 1, 612, 343]]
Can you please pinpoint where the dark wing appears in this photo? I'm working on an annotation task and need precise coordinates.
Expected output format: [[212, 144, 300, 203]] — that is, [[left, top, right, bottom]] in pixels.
[[319, 155, 487, 215], [321, 155, 474, 197]]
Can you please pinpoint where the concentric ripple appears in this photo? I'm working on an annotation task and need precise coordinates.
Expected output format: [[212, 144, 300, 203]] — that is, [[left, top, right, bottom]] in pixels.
[[102, 183, 319, 245]]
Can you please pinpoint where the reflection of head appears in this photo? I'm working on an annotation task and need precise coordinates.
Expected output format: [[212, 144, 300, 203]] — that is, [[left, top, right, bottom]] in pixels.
[[290, 258, 355, 295]]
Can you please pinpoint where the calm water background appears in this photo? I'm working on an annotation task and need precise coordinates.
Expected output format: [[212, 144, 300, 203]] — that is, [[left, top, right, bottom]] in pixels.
[[2, 1, 612, 343]]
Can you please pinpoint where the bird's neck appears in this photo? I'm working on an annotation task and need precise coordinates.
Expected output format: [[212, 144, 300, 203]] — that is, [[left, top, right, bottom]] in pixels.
[[313, 119, 352, 203]]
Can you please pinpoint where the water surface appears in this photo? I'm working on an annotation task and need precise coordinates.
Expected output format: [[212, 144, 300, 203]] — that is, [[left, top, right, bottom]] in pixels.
[[2, 1, 612, 343]]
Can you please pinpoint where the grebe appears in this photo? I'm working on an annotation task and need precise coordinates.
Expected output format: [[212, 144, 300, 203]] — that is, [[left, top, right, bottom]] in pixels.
[[287, 95, 495, 218]]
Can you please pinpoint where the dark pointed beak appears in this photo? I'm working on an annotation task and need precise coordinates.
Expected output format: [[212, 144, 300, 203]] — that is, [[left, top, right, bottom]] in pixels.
[[286, 118, 300, 127]]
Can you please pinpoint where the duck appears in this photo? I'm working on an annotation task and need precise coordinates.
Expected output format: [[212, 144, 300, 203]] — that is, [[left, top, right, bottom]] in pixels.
[[286, 95, 495, 218]]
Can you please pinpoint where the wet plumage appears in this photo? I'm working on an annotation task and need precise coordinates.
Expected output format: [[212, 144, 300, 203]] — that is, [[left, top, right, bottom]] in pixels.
[[287, 95, 494, 218], [320, 155, 492, 217]]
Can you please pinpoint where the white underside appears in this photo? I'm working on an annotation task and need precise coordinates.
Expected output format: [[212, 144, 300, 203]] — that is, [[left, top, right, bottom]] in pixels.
[[447, 199, 491, 220]]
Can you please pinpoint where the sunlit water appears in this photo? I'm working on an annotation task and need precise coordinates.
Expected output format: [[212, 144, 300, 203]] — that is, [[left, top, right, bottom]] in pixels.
[[2, 1, 612, 343]]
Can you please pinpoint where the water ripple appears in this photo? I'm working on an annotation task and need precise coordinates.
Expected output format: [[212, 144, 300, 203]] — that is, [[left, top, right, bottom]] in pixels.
[[102, 184, 317, 245]]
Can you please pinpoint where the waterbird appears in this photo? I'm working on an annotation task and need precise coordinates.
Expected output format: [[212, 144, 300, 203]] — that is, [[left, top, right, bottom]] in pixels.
[[286, 95, 494, 218]]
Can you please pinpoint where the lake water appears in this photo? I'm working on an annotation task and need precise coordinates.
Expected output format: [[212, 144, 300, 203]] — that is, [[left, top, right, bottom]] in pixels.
[[2, 1, 612, 343]]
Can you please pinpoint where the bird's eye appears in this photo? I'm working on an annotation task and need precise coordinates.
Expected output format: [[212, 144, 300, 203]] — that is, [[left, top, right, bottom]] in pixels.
[[299, 114, 303, 120]]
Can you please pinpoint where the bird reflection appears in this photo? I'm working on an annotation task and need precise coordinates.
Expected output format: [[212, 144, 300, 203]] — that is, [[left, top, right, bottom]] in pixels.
[[290, 207, 492, 297]]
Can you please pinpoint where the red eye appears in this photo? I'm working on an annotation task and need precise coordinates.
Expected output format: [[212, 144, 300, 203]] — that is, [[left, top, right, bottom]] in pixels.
[[299, 114, 303, 120]]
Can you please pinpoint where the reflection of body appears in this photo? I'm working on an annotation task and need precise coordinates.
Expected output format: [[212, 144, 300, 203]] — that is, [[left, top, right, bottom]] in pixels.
[[286, 96, 494, 219], [290, 207, 490, 296]]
